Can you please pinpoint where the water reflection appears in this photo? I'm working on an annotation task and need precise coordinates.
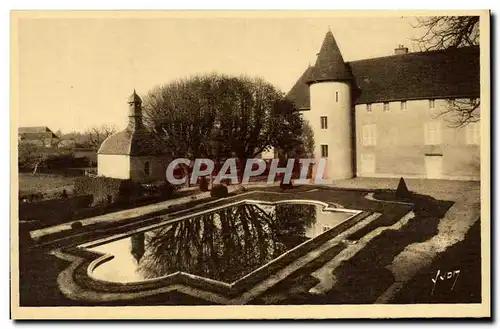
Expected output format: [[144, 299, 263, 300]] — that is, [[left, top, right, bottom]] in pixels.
[[89, 202, 352, 283]]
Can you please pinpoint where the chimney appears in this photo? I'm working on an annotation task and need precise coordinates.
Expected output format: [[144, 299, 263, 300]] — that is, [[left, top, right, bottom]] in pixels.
[[395, 44, 409, 55]]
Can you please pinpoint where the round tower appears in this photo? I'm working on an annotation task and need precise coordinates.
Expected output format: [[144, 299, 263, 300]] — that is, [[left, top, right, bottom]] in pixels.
[[305, 29, 354, 180]]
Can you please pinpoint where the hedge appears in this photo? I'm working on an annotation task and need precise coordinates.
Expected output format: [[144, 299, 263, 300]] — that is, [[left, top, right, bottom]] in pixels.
[[74, 176, 143, 205], [19, 194, 94, 224]]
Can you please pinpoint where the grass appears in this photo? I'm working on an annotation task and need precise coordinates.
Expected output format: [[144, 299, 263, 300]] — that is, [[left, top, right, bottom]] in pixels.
[[19, 173, 76, 197]]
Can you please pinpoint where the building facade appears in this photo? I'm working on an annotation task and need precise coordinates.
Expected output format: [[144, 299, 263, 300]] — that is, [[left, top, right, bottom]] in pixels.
[[97, 91, 171, 183], [286, 30, 480, 181]]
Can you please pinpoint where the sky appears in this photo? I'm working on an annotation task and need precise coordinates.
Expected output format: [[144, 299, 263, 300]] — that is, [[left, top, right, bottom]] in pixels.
[[15, 13, 423, 133]]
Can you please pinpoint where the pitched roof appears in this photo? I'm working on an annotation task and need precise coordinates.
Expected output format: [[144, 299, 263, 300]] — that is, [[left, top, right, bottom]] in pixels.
[[18, 126, 58, 138], [286, 66, 314, 110], [286, 46, 480, 108], [307, 31, 353, 83], [350, 46, 480, 104], [97, 128, 167, 156]]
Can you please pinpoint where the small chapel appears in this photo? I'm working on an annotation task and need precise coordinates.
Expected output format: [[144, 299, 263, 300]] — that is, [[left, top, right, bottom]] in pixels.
[[97, 91, 171, 183]]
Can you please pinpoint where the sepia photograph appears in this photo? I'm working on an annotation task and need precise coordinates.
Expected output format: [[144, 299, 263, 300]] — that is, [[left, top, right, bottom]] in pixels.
[[10, 10, 490, 319]]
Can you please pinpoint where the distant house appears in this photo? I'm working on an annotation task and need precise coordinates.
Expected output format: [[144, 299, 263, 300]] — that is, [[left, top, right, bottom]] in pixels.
[[18, 126, 59, 148], [57, 139, 76, 149]]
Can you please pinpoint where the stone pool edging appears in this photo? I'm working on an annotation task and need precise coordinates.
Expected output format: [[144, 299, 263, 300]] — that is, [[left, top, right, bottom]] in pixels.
[[54, 197, 371, 304]]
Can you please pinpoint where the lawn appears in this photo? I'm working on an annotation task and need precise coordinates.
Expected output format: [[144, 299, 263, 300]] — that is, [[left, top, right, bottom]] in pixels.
[[18, 173, 76, 197]]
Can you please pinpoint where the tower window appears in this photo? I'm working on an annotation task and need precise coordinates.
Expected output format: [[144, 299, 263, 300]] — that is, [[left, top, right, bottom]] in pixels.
[[366, 104, 372, 112], [320, 116, 328, 129], [336, 92, 339, 102], [383, 102, 390, 112], [321, 145, 329, 158], [144, 161, 150, 176], [401, 101, 407, 110], [429, 99, 435, 109]]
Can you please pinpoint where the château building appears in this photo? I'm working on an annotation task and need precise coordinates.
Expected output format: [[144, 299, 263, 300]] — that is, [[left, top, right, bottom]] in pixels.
[[285, 29, 480, 180]]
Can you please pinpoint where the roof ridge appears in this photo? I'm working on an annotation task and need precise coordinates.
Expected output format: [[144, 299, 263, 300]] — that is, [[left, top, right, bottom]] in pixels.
[[347, 45, 479, 64]]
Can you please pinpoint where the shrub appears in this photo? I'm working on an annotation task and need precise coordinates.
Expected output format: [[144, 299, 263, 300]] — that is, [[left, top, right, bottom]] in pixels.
[[159, 181, 176, 198], [117, 179, 143, 203], [18, 194, 93, 223], [71, 221, 83, 229], [199, 176, 209, 192], [74, 176, 142, 205], [210, 184, 228, 198]]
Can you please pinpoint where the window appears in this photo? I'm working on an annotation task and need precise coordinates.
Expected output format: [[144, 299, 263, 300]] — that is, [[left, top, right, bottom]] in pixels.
[[366, 104, 372, 112], [383, 102, 390, 112], [335, 92, 339, 102], [144, 161, 150, 176], [424, 122, 442, 145], [465, 122, 480, 145], [362, 124, 377, 146], [321, 145, 328, 158], [320, 116, 328, 129], [429, 99, 435, 109], [401, 101, 407, 110]]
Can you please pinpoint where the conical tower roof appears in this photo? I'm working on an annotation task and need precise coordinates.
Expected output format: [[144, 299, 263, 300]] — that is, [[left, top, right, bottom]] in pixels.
[[128, 89, 142, 104], [307, 30, 353, 84]]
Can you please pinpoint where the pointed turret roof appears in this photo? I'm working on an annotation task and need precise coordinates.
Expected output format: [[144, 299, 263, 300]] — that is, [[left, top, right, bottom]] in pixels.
[[307, 30, 353, 84], [128, 89, 142, 104]]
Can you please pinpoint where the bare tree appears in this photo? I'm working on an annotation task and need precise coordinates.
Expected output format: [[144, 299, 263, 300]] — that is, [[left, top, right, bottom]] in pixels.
[[413, 16, 480, 127], [413, 16, 479, 51], [18, 144, 48, 175], [435, 98, 480, 128], [85, 124, 117, 150]]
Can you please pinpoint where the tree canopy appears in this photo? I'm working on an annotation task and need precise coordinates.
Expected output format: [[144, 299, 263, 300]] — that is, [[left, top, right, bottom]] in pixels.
[[143, 74, 305, 172]]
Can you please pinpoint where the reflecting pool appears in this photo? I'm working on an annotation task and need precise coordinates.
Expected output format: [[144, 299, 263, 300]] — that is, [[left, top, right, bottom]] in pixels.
[[88, 202, 355, 283]]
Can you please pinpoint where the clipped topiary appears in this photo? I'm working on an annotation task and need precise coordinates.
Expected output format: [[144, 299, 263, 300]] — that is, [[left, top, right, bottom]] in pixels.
[[395, 177, 412, 199], [71, 221, 83, 230], [160, 181, 175, 198], [199, 176, 209, 192], [210, 184, 229, 198]]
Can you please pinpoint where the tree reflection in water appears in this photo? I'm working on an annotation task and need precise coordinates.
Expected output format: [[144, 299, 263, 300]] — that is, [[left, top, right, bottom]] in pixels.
[[137, 203, 317, 283]]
